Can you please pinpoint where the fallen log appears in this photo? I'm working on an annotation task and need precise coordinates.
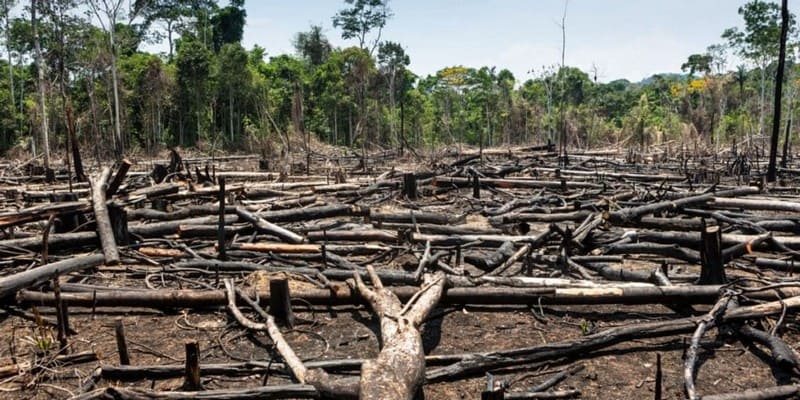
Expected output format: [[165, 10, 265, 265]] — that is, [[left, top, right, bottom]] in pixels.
[[172, 260, 422, 285], [375, 222, 501, 235], [504, 389, 582, 399], [410, 232, 550, 246], [20, 284, 800, 308], [74, 385, 319, 400], [737, 324, 800, 373], [370, 209, 462, 225], [0, 254, 106, 299], [235, 207, 304, 244], [532, 167, 686, 182], [711, 197, 800, 213], [685, 294, 733, 398], [465, 241, 515, 271], [490, 210, 592, 224], [638, 231, 800, 250], [753, 257, 800, 271], [130, 215, 240, 238], [224, 280, 358, 399], [0, 231, 97, 253], [306, 229, 397, 243], [608, 187, 759, 223], [699, 385, 800, 400], [432, 176, 604, 190], [0, 201, 91, 229], [229, 242, 388, 256], [127, 205, 236, 222], [603, 243, 702, 264], [352, 267, 446, 400], [426, 293, 800, 382], [258, 204, 365, 223]]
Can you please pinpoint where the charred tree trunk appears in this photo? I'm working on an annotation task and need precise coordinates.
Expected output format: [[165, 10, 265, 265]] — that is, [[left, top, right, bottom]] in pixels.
[[698, 224, 726, 285], [767, 0, 790, 183]]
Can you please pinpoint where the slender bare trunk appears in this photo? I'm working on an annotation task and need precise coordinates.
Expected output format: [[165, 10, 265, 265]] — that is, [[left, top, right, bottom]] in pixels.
[[4, 3, 13, 122], [388, 68, 396, 148], [32, 0, 49, 167], [559, 0, 569, 165], [767, 0, 789, 182], [229, 87, 234, 142], [333, 103, 338, 145], [759, 66, 767, 138], [110, 24, 123, 156], [167, 20, 174, 59]]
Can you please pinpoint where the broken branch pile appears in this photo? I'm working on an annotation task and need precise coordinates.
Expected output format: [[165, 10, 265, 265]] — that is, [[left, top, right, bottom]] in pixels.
[[2, 147, 800, 399]]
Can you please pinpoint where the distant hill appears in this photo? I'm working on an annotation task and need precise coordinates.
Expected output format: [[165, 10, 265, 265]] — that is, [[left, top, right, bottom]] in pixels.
[[638, 73, 688, 85]]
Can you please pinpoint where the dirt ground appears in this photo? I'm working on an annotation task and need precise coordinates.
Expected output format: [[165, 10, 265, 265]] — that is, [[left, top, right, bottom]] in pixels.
[[1, 147, 798, 399], [0, 297, 792, 399]]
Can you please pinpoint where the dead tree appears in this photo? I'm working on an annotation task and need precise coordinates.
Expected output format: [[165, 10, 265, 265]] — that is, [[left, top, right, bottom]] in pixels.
[[767, 0, 790, 182], [91, 167, 119, 264], [352, 266, 446, 400], [222, 267, 445, 399]]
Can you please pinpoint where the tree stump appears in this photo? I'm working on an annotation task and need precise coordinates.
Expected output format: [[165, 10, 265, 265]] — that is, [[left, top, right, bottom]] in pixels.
[[699, 224, 726, 285], [403, 173, 418, 200], [269, 278, 294, 328]]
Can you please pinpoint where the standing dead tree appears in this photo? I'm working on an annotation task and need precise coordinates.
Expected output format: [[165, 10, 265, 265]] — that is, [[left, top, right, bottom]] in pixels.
[[767, 0, 790, 182]]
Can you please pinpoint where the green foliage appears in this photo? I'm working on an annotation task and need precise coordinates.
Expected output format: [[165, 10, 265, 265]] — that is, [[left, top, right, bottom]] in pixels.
[[175, 36, 213, 145], [294, 25, 332, 66], [210, 0, 245, 52], [216, 42, 251, 143], [723, 0, 795, 65], [682, 53, 713, 76], [1, 0, 799, 159], [332, 0, 391, 52]]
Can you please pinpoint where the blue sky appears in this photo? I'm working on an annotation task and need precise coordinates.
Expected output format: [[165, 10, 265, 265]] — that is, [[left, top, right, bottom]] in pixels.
[[239, 1, 789, 82]]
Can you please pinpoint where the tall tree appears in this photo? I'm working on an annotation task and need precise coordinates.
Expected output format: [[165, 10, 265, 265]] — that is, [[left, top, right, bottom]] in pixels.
[[293, 24, 332, 66], [767, 0, 790, 183], [1, 0, 14, 126], [312, 48, 349, 145], [217, 42, 250, 142], [175, 37, 212, 146], [681, 53, 713, 77], [139, 0, 204, 58], [210, 0, 245, 52], [724, 0, 796, 137], [377, 41, 408, 150], [333, 0, 390, 152], [31, 0, 49, 166], [85, 0, 146, 156], [332, 0, 391, 56], [471, 66, 499, 155], [496, 68, 515, 144], [558, 0, 569, 165], [341, 46, 373, 151]]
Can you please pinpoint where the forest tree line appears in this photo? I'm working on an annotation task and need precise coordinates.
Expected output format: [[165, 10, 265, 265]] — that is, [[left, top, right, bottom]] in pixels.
[[0, 0, 796, 163]]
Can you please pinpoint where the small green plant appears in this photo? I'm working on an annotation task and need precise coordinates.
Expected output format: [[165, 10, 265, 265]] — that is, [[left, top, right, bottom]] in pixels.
[[20, 307, 55, 355], [579, 319, 595, 336], [23, 334, 53, 353]]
